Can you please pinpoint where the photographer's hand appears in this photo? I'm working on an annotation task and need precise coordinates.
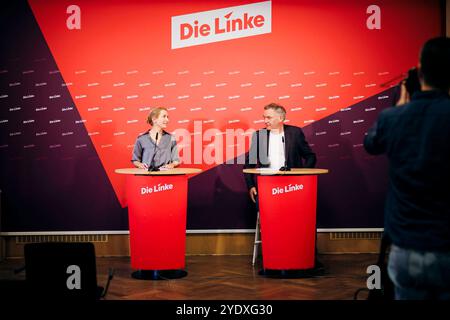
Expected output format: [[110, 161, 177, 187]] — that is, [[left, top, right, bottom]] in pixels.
[[396, 80, 410, 106]]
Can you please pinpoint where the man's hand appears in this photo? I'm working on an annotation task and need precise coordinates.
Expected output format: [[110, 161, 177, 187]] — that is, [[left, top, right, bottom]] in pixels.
[[396, 80, 410, 106], [249, 187, 258, 203]]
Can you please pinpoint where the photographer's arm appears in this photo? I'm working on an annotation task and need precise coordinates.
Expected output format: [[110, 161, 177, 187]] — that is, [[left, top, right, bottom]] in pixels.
[[364, 111, 388, 155]]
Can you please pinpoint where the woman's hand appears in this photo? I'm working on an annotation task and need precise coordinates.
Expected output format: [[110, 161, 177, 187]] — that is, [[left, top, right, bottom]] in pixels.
[[134, 161, 148, 169], [161, 161, 180, 170], [160, 163, 175, 170]]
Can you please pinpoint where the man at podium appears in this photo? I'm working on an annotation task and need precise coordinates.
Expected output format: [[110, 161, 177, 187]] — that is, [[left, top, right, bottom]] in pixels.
[[244, 103, 317, 203], [131, 107, 180, 171]]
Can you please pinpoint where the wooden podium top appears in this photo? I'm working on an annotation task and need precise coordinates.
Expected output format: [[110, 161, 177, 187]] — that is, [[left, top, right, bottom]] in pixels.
[[243, 168, 329, 175], [115, 168, 202, 175]]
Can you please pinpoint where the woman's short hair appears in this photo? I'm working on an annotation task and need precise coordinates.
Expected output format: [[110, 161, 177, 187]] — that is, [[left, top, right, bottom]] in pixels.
[[147, 107, 168, 125]]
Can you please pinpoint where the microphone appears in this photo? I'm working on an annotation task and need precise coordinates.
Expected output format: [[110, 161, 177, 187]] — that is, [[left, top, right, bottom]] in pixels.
[[148, 131, 160, 172], [279, 135, 290, 171]]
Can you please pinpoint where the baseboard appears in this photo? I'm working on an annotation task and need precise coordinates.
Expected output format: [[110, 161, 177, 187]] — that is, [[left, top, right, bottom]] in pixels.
[[0, 232, 382, 259]]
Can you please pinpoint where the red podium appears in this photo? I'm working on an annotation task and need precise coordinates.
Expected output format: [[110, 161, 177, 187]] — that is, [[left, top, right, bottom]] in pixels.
[[115, 168, 201, 280], [243, 168, 328, 278]]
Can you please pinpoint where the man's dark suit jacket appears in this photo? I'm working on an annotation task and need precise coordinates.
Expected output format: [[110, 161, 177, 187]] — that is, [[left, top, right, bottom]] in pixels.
[[244, 124, 316, 190]]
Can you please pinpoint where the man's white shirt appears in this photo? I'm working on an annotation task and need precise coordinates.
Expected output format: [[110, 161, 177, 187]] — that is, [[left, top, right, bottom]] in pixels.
[[268, 131, 285, 170]]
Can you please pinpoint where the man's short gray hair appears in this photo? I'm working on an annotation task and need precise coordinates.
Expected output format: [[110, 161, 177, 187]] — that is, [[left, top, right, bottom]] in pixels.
[[264, 103, 286, 121]]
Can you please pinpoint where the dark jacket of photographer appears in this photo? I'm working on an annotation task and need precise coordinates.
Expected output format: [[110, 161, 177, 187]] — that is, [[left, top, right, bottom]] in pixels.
[[244, 124, 316, 190], [364, 90, 450, 251]]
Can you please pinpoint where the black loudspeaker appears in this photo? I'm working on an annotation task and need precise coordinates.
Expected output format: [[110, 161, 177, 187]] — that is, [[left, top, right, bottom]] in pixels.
[[24, 242, 104, 300]]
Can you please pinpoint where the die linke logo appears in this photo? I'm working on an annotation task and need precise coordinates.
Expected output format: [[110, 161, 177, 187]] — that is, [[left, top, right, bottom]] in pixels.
[[171, 1, 271, 49], [272, 184, 304, 195], [141, 184, 174, 195]]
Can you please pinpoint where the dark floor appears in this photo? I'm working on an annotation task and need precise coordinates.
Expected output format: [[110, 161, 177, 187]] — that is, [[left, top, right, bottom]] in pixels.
[[0, 254, 377, 300]]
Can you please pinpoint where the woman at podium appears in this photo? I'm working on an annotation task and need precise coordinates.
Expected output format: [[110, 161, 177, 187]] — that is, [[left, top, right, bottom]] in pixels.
[[131, 107, 180, 170]]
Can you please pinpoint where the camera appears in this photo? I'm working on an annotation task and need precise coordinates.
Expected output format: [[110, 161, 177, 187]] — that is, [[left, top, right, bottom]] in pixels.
[[404, 67, 421, 97]]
